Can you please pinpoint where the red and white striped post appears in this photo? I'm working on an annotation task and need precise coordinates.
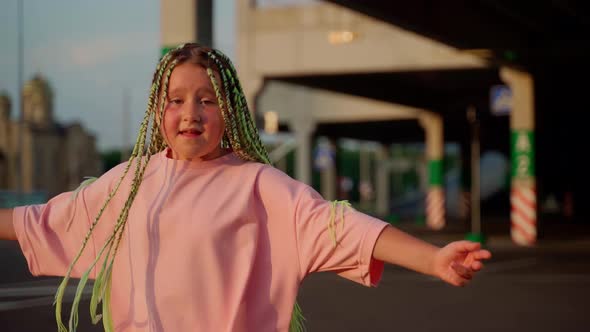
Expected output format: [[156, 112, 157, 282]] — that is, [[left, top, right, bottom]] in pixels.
[[510, 179, 536, 245], [426, 185, 445, 230], [501, 68, 537, 246], [419, 112, 445, 230]]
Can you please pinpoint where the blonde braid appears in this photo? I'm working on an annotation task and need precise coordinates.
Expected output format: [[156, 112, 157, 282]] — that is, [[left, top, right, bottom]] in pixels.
[[55, 50, 177, 332]]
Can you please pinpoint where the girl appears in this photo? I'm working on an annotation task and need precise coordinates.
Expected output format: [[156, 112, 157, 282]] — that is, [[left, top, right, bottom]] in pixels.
[[0, 43, 491, 332]]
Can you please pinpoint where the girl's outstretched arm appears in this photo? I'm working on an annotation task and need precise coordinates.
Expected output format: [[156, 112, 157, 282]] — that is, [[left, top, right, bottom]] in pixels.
[[372, 225, 491, 286], [0, 208, 16, 240]]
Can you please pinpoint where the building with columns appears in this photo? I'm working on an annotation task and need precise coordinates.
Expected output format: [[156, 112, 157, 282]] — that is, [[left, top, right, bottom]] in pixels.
[[0, 75, 101, 199]]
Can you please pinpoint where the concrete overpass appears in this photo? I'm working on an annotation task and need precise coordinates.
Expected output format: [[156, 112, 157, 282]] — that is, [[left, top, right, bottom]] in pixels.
[[160, 0, 589, 244]]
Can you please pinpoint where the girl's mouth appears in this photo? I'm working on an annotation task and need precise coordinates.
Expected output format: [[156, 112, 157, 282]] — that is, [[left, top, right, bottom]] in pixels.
[[179, 129, 202, 137]]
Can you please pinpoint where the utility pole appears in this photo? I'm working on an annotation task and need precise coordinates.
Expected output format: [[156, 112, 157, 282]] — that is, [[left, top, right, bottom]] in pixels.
[[16, 0, 24, 195], [466, 106, 484, 243], [121, 89, 130, 161]]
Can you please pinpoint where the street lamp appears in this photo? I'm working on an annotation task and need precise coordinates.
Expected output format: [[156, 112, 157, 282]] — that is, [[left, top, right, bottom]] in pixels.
[[16, 0, 24, 195], [465, 106, 485, 244]]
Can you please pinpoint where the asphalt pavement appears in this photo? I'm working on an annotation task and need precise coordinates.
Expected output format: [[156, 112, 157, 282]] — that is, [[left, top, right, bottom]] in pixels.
[[1, 221, 589, 331]]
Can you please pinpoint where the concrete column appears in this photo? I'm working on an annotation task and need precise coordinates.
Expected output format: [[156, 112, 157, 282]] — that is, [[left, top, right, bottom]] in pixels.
[[242, 77, 263, 115], [160, 0, 196, 53], [236, 0, 258, 111], [275, 155, 287, 173], [359, 143, 373, 210], [501, 67, 537, 246], [418, 112, 446, 230], [291, 119, 315, 185], [321, 162, 337, 201], [375, 145, 390, 217], [317, 138, 337, 201]]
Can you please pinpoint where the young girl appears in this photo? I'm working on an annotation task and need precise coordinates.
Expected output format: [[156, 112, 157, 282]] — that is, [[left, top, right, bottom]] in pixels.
[[0, 43, 491, 332]]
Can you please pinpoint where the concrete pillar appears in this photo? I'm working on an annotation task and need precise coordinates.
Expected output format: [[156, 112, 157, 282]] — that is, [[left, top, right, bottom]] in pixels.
[[501, 67, 537, 246], [317, 138, 337, 201], [291, 119, 315, 185], [275, 154, 288, 173], [235, 0, 261, 116], [292, 121, 315, 185], [160, 0, 196, 54], [375, 145, 390, 217], [242, 77, 263, 116], [359, 143, 372, 210], [321, 162, 337, 201], [418, 112, 446, 230]]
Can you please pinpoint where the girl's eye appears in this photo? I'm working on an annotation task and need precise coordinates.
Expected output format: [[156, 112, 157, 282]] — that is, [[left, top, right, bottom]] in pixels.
[[200, 99, 217, 106], [168, 98, 182, 106]]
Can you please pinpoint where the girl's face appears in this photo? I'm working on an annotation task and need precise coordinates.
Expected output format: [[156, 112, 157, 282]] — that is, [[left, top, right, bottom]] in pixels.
[[161, 62, 227, 161]]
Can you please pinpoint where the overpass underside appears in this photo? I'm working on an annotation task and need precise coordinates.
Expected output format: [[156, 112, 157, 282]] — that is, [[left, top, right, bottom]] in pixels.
[[272, 67, 506, 145], [159, 0, 588, 246]]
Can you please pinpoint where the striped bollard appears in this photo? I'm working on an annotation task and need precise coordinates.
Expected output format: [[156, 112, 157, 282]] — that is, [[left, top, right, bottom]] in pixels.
[[510, 130, 536, 246], [426, 159, 445, 230], [511, 182, 536, 245], [427, 187, 445, 230]]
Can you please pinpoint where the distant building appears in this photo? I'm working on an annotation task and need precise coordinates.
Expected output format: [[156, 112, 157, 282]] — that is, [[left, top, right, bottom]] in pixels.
[[0, 75, 101, 198]]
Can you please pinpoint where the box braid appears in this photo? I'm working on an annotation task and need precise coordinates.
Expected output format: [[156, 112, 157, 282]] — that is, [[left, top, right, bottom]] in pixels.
[[53, 43, 308, 331]]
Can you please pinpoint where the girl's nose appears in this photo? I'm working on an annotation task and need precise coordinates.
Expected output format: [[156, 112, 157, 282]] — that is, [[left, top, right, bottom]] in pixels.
[[182, 101, 202, 122]]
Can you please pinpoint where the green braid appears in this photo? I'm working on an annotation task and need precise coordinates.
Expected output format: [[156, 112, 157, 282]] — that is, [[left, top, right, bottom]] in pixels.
[[205, 50, 306, 331], [55, 49, 177, 332], [207, 50, 270, 164]]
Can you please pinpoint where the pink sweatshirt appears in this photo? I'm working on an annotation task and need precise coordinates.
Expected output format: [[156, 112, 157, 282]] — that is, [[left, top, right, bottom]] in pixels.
[[13, 150, 388, 331]]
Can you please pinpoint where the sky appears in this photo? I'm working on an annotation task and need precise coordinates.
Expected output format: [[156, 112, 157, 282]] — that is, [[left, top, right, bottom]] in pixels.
[[0, 0, 235, 151]]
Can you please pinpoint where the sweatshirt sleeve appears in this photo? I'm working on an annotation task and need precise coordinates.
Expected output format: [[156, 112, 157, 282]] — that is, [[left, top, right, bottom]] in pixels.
[[12, 164, 125, 278], [294, 187, 388, 287], [256, 166, 388, 287]]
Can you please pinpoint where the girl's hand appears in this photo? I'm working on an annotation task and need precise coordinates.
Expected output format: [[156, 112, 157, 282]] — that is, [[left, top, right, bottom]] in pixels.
[[432, 241, 492, 287]]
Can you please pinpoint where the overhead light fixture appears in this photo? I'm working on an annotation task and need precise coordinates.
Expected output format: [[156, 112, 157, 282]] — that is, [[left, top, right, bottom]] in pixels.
[[264, 111, 279, 134], [328, 30, 357, 45]]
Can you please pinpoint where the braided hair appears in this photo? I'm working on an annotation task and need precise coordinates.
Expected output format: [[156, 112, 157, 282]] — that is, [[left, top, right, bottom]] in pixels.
[[54, 43, 305, 331]]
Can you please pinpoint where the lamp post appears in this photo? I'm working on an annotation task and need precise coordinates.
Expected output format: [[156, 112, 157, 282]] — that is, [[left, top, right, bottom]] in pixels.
[[465, 106, 485, 243], [16, 0, 24, 195]]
